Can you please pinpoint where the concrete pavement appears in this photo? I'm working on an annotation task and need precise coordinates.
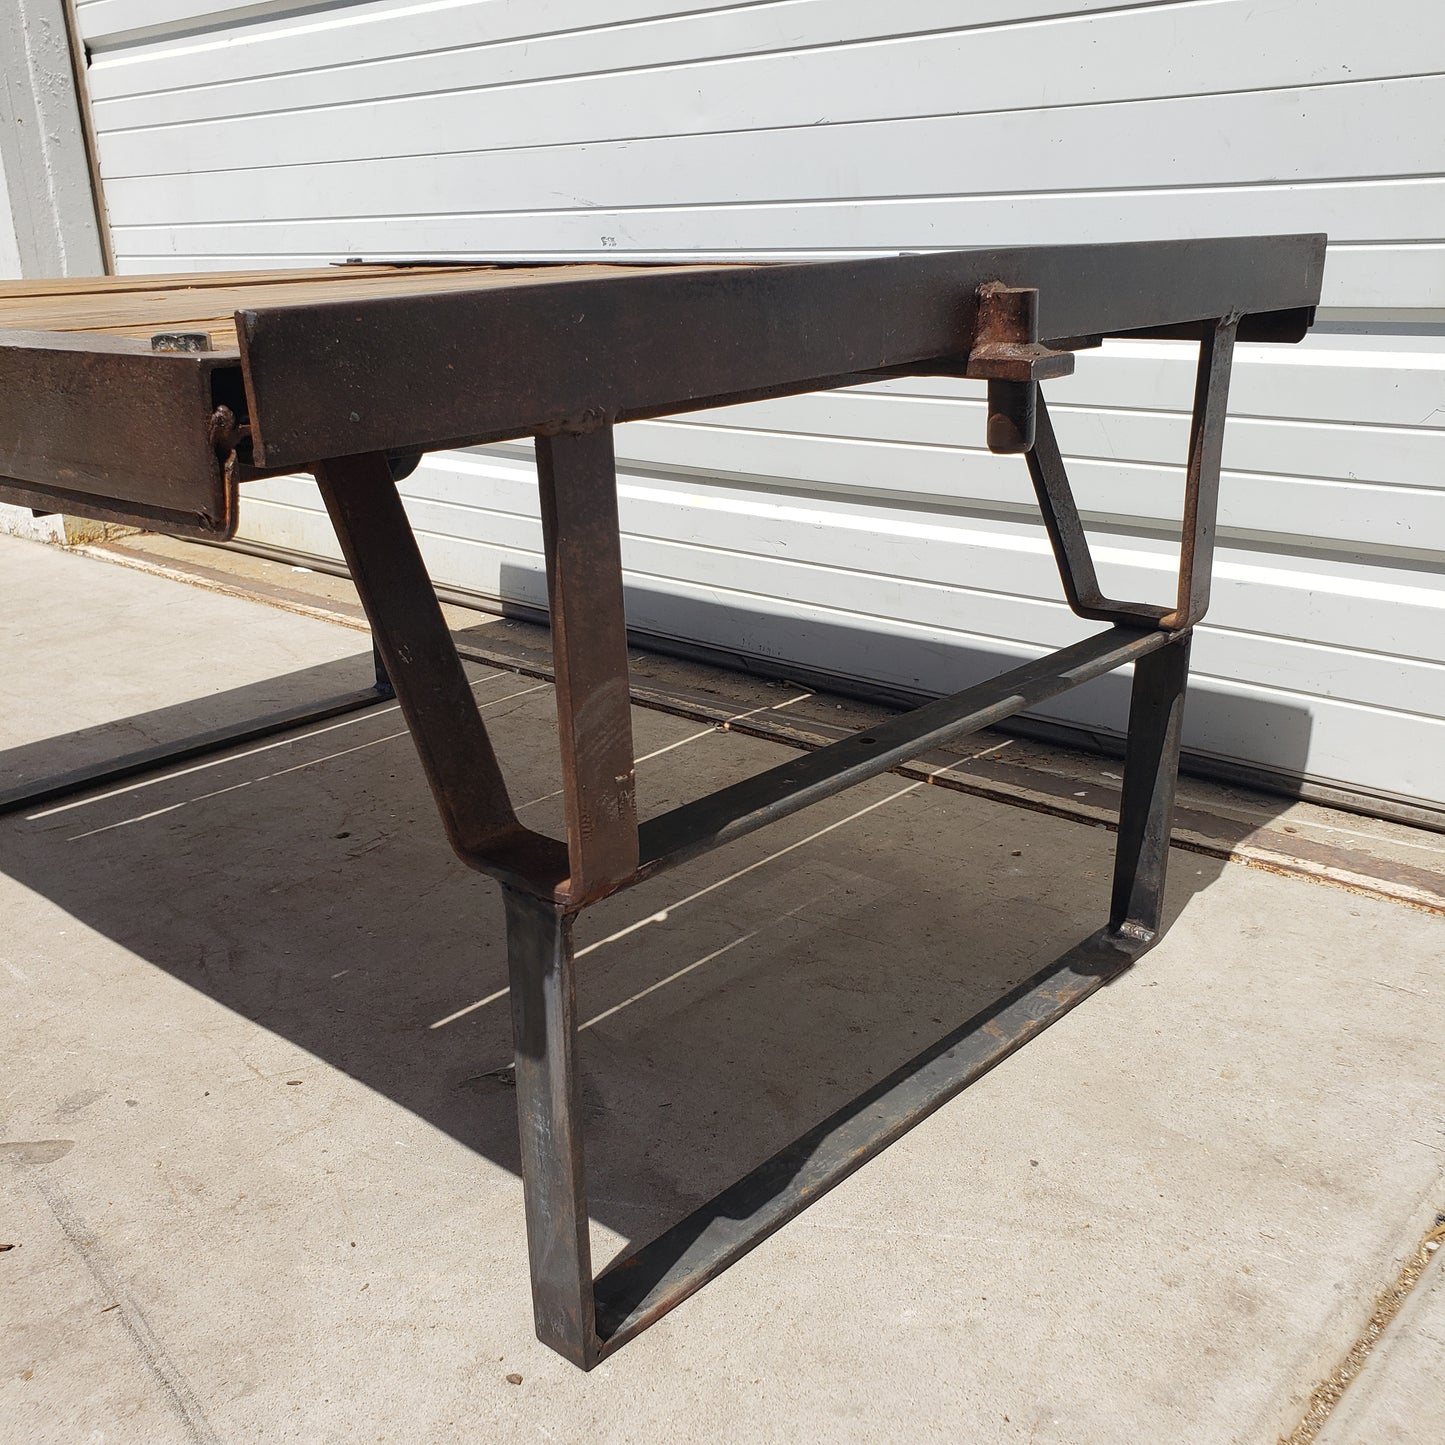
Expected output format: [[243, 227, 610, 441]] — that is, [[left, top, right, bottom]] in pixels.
[[2, 534, 1442, 1443]]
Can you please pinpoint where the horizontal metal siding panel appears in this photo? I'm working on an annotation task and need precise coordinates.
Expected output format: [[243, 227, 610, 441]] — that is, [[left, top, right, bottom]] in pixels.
[[97, 78, 1445, 229], [867, 345, 1445, 430], [99, 75, 1445, 219], [93, 75, 1445, 309], [610, 422, 1444, 554], [110, 178, 1445, 256], [80, 0, 1177, 103], [243, 454, 1445, 679], [87, 3, 1443, 176], [234, 460, 1445, 807], [676, 389, 1445, 491], [75, 0, 766, 50], [236, 468, 1445, 720], [81, 0, 1445, 809]]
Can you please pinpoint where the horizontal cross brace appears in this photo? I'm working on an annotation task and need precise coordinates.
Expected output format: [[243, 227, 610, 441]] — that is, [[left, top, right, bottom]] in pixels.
[[636, 624, 1171, 882]]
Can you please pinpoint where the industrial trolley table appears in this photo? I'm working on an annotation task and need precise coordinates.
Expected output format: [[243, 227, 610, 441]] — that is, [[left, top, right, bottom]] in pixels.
[[0, 238, 1325, 1367]]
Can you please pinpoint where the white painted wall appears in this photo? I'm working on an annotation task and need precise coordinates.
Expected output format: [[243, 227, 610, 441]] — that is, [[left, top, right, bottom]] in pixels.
[[0, 134, 68, 540], [0, 0, 105, 276], [0, 0, 108, 539], [0, 148, 22, 280], [65, 0, 1445, 811]]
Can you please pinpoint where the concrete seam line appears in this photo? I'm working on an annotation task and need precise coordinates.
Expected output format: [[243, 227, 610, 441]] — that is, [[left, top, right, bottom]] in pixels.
[[70, 542, 370, 634], [6, 1154, 221, 1444], [1278, 1216, 1445, 1445]]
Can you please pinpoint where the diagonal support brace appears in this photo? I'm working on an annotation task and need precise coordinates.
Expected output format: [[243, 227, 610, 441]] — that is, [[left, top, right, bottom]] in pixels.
[[313, 451, 568, 895]]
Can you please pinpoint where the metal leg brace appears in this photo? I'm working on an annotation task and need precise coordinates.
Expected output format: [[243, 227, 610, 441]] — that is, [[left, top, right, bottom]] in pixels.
[[497, 625, 1194, 1368], [0, 640, 393, 816], [1021, 314, 1239, 632], [299, 313, 1234, 1367]]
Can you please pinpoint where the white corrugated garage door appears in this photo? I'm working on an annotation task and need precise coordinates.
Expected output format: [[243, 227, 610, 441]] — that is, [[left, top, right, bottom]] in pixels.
[[72, 0, 1445, 816]]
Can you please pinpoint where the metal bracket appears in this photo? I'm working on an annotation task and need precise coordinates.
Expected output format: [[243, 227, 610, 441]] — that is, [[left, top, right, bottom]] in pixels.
[[1019, 313, 1240, 632], [966, 283, 1076, 453]]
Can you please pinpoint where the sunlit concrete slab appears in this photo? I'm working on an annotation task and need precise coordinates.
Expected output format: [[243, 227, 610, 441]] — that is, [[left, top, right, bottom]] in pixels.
[[2, 535, 1442, 1442], [1317, 1239, 1445, 1444]]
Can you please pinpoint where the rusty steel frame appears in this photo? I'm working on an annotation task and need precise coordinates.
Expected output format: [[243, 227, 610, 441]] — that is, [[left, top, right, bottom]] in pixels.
[[305, 302, 1239, 1369], [0, 239, 1324, 1369]]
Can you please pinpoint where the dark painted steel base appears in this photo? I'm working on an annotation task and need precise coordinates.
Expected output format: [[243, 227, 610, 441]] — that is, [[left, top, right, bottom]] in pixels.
[[294, 284, 1274, 1367], [502, 633, 1194, 1369], [0, 645, 393, 817]]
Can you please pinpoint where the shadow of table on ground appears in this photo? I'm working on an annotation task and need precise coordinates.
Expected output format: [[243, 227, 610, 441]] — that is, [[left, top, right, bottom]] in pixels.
[[0, 642, 1254, 1282]]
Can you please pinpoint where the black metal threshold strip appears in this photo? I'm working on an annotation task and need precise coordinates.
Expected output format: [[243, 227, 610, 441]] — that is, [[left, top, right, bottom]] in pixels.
[[592, 925, 1142, 1353]]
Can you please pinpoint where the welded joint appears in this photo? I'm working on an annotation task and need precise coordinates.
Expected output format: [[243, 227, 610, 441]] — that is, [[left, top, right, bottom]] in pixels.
[[208, 404, 251, 457], [966, 283, 1076, 453], [150, 331, 211, 352], [534, 406, 617, 438]]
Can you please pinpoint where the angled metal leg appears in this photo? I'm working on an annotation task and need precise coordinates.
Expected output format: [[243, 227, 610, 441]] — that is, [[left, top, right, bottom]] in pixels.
[[372, 640, 393, 696], [1110, 631, 1193, 941], [312, 452, 567, 894], [504, 886, 599, 1368], [535, 428, 640, 905]]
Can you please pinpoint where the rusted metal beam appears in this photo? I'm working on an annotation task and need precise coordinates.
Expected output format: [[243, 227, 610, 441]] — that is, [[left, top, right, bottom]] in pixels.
[[1161, 315, 1239, 630], [237, 237, 1324, 468], [312, 450, 567, 894], [536, 428, 640, 906], [0, 329, 239, 537]]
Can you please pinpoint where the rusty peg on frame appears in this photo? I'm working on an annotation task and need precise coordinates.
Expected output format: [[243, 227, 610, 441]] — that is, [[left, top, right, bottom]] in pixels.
[[966, 283, 1076, 453]]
